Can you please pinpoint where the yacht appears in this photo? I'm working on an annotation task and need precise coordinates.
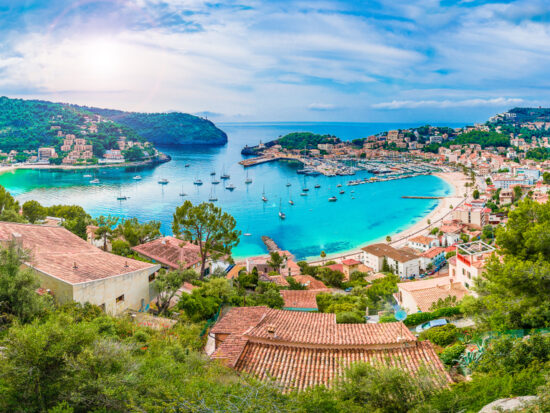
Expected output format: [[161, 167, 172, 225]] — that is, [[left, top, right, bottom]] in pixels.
[[278, 200, 286, 220], [133, 175, 142, 180], [193, 179, 203, 185], [210, 171, 216, 176], [262, 186, 268, 202], [302, 187, 309, 192], [220, 167, 230, 180], [328, 196, 337, 202], [179, 185, 187, 197], [339, 190, 345, 194], [90, 178, 100, 184], [208, 187, 218, 201], [300, 192, 307, 196], [314, 184, 321, 188], [336, 184, 342, 188], [245, 170, 252, 184], [225, 183, 236, 191], [243, 232, 252, 236], [158, 178, 169, 185]]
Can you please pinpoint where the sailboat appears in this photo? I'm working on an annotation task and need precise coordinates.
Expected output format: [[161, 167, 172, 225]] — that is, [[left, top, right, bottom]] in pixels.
[[286, 181, 291, 187], [220, 166, 230, 180], [302, 176, 309, 192], [262, 186, 268, 202], [193, 178, 203, 185], [314, 183, 321, 188], [133, 175, 142, 180], [117, 187, 128, 201], [212, 176, 220, 185], [278, 199, 286, 220], [208, 187, 218, 201], [245, 170, 252, 184], [158, 178, 169, 185], [210, 171, 216, 176], [225, 183, 236, 191]]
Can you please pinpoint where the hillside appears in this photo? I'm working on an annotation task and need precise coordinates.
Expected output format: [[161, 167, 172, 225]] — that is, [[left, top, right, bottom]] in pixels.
[[0, 96, 142, 157], [78, 106, 228, 146]]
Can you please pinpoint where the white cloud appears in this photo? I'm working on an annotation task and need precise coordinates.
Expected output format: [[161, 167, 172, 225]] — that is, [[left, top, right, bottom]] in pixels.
[[308, 103, 337, 111], [372, 97, 524, 109]]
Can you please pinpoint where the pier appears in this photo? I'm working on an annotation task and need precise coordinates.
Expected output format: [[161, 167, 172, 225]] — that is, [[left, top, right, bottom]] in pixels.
[[239, 154, 302, 167], [402, 196, 444, 199], [261, 236, 280, 252]]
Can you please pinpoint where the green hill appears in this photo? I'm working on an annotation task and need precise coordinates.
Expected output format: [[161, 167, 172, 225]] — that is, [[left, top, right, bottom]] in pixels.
[[77, 106, 228, 146]]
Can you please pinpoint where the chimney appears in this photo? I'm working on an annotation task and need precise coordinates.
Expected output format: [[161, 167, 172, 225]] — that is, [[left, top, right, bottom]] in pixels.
[[11, 232, 22, 247], [73, 261, 78, 270], [266, 325, 276, 338]]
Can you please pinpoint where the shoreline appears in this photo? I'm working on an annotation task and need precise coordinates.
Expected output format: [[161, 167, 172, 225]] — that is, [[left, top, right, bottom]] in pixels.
[[303, 170, 468, 265]]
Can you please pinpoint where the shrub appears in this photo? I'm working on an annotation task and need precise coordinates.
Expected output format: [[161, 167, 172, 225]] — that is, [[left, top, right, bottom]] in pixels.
[[336, 311, 364, 324], [419, 324, 459, 347], [440, 342, 466, 366], [380, 307, 462, 326]]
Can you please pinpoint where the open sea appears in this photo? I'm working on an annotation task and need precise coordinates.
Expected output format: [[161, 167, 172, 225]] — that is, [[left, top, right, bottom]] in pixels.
[[0, 122, 462, 260]]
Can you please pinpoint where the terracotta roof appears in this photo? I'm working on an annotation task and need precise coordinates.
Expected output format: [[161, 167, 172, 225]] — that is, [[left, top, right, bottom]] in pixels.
[[362, 243, 419, 263], [291, 275, 329, 290], [326, 263, 344, 273], [235, 341, 450, 391], [131, 236, 201, 270], [398, 276, 469, 312], [341, 258, 361, 266], [0, 222, 158, 284], [409, 235, 435, 245], [280, 290, 320, 309], [421, 247, 445, 259], [210, 307, 450, 391], [269, 275, 290, 287], [364, 272, 387, 283]]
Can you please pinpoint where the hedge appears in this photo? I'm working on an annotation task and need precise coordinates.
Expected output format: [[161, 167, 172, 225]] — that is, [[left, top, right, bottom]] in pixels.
[[380, 306, 462, 326]]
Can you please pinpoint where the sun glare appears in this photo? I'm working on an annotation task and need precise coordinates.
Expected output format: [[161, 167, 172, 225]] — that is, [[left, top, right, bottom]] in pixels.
[[85, 40, 120, 78]]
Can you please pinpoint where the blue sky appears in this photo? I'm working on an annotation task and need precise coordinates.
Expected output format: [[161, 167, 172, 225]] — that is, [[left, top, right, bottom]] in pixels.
[[1, 0, 550, 122]]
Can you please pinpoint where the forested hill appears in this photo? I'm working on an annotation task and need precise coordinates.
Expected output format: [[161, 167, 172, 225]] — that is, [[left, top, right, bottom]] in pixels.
[[76, 106, 228, 146]]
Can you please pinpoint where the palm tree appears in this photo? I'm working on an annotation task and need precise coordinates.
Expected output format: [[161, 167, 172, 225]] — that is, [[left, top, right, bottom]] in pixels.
[[320, 250, 326, 264]]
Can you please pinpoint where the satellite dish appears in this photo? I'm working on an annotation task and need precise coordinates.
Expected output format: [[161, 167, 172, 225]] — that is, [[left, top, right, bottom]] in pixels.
[[395, 310, 407, 321]]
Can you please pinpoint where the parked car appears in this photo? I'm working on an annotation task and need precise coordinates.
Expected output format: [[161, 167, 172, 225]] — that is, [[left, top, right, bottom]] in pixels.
[[415, 318, 448, 333]]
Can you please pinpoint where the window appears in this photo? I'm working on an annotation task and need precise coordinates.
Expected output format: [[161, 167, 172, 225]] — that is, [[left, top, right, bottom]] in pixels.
[[116, 294, 125, 303], [148, 273, 156, 282]]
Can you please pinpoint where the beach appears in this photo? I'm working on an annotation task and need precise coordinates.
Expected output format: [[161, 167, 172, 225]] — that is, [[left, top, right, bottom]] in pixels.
[[306, 170, 468, 264]]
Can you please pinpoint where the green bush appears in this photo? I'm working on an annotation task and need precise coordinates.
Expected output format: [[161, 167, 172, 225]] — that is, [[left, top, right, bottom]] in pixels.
[[380, 307, 461, 326], [379, 315, 397, 323], [419, 324, 459, 346], [440, 342, 466, 365], [336, 311, 364, 324]]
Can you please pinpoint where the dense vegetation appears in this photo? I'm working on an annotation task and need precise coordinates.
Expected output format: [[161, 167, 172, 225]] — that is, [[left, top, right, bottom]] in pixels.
[[276, 132, 340, 150], [78, 106, 228, 146], [423, 130, 510, 153]]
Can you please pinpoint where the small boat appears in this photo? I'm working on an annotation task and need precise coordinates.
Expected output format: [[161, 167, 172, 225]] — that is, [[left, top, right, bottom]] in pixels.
[[83, 174, 92, 178], [221, 174, 230, 180], [245, 170, 252, 184], [133, 175, 142, 180], [158, 178, 169, 185], [179, 185, 187, 197], [212, 179, 220, 184], [278, 200, 286, 220], [117, 196, 128, 200], [184, 164, 190, 167], [339, 190, 345, 194], [262, 186, 268, 202], [314, 184, 321, 188], [302, 188, 309, 192], [210, 171, 216, 176], [193, 179, 203, 185], [336, 184, 342, 188], [208, 187, 218, 201], [90, 179, 100, 184], [300, 192, 307, 196], [352, 196, 356, 199], [243, 232, 252, 236], [225, 183, 236, 191], [286, 181, 291, 187], [289, 199, 294, 205], [328, 196, 337, 202]]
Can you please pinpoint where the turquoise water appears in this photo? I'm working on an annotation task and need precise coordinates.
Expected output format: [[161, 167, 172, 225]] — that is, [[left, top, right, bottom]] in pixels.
[[1, 122, 456, 260]]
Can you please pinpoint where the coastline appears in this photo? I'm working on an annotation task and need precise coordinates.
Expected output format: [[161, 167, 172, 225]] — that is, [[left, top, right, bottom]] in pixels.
[[305, 170, 468, 265]]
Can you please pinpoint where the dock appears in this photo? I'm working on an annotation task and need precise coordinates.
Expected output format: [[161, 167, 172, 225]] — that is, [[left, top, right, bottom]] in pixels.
[[261, 236, 280, 252], [402, 196, 444, 199]]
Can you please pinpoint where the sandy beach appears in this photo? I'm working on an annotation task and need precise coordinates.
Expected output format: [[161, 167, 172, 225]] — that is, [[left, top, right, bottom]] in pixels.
[[307, 170, 469, 264]]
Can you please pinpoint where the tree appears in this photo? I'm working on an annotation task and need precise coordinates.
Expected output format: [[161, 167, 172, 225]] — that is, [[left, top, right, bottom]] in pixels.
[[153, 268, 197, 315], [172, 201, 240, 279], [486, 177, 493, 186], [116, 217, 161, 247], [382, 257, 390, 272], [320, 250, 326, 264], [22, 200, 46, 223], [385, 235, 391, 243], [0, 241, 51, 324], [473, 189, 480, 199], [267, 251, 284, 273], [0, 185, 20, 219], [513, 185, 523, 201], [122, 145, 145, 162], [111, 239, 131, 256], [94, 215, 119, 251]]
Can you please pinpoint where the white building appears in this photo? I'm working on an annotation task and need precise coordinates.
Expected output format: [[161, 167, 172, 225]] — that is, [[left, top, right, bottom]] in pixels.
[[361, 243, 419, 278], [407, 235, 440, 252]]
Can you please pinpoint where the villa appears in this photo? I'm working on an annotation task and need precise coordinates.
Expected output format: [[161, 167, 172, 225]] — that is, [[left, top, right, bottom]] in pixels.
[[0, 222, 160, 314], [210, 306, 450, 391], [408, 235, 440, 252], [396, 276, 469, 313], [361, 243, 420, 278]]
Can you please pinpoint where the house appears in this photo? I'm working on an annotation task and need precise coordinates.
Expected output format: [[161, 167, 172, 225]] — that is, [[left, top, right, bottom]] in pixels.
[[452, 203, 490, 229], [131, 236, 209, 275], [439, 222, 463, 246], [280, 290, 321, 311], [0, 222, 160, 315], [397, 276, 469, 313], [289, 274, 329, 290], [245, 251, 300, 276], [210, 307, 451, 391], [449, 241, 495, 291], [408, 235, 440, 252], [361, 243, 420, 278], [325, 259, 365, 280], [419, 247, 446, 271], [499, 189, 514, 204]]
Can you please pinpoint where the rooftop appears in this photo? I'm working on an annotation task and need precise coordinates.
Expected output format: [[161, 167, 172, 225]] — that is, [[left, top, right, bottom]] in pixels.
[[280, 290, 320, 310], [131, 236, 202, 270], [398, 276, 469, 312], [362, 243, 419, 263], [409, 235, 435, 245], [0, 222, 157, 285]]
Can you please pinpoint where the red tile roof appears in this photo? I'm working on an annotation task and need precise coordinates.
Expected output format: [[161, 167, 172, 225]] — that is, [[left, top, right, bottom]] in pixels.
[[211, 307, 450, 391], [409, 235, 435, 245], [280, 290, 320, 309], [341, 258, 361, 266], [131, 236, 201, 270], [421, 247, 445, 259], [326, 263, 344, 273], [0, 222, 157, 284], [291, 275, 329, 290]]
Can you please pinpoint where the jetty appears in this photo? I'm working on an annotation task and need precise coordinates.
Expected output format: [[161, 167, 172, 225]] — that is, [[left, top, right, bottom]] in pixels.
[[402, 196, 444, 199], [261, 236, 280, 252], [239, 154, 301, 167]]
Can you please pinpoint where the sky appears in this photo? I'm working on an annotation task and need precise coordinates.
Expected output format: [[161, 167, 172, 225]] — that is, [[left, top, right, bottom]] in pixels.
[[1, 0, 550, 122]]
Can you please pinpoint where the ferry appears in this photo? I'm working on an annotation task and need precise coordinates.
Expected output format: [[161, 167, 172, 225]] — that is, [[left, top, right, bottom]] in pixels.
[[158, 178, 169, 185], [328, 196, 337, 202], [133, 175, 142, 180], [193, 179, 203, 185], [225, 184, 236, 191], [90, 179, 100, 184]]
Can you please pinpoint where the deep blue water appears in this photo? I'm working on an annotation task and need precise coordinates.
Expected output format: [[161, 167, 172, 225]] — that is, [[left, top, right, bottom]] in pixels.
[[1, 122, 460, 260]]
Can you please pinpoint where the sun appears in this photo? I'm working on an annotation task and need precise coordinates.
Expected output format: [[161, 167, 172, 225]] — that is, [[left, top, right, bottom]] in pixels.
[[85, 39, 121, 78]]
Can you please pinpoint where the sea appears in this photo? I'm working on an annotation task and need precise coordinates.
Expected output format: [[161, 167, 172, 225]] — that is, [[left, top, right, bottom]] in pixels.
[[0, 122, 463, 260]]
